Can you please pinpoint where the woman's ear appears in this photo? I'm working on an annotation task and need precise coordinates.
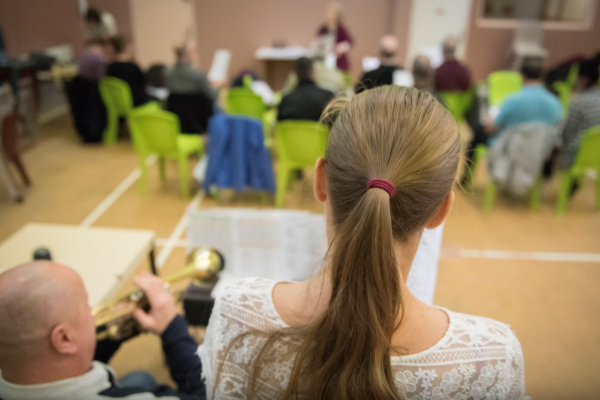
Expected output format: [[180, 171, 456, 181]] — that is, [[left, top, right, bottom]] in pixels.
[[313, 157, 327, 203], [425, 191, 455, 229]]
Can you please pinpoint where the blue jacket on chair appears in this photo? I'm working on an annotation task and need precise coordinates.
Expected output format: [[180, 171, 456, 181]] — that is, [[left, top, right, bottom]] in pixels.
[[204, 114, 275, 193]]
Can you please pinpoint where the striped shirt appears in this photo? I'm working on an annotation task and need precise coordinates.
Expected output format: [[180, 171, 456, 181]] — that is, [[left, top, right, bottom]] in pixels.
[[560, 87, 600, 169]]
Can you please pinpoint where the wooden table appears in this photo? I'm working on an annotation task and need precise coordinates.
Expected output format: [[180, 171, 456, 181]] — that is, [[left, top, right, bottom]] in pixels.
[[0, 223, 156, 306]]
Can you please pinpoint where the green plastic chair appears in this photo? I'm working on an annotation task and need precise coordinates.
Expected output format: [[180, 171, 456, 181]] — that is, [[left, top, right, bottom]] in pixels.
[[488, 71, 523, 107], [227, 76, 266, 119], [98, 77, 133, 145], [128, 103, 204, 199], [440, 90, 474, 124], [556, 126, 600, 215], [463, 144, 488, 192], [275, 121, 329, 208], [484, 176, 543, 213], [553, 63, 579, 114]]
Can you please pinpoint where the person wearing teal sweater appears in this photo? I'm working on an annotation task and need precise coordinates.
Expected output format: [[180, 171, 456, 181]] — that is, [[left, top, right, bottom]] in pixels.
[[490, 60, 563, 139]]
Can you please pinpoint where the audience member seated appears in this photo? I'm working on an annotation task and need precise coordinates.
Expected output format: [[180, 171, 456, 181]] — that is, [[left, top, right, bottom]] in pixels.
[[167, 93, 214, 134], [283, 44, 346, 95], [69, 40, 111, 143], [145, 64, 168, 101], [434, 36, 471, 92], [77, 39, 109, 81], [277, 57, 334, 122], [487, 58, 563, 140], [106, 35, 148, 107], [0, 261, 206, 400], [165, 45, 217, 103], [558, 59, 600, 174], [83, 7, 118, 41], [200, 86, 527, 399], [231, 69, 275, 105], [356, 35, 402, 94]]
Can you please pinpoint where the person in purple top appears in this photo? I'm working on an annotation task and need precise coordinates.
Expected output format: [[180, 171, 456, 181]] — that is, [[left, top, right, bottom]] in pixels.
[[316, 2, 353, 72], [434, 36, 471, 92]]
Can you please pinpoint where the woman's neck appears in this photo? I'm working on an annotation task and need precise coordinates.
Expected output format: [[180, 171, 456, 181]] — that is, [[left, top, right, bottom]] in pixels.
[[274, 231, 427, 327]]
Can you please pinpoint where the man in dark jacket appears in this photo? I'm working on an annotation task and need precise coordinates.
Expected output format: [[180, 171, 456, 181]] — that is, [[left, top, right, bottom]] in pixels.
[[0, 261, 205, 400], [356, 35, 403, 94], [278, 57, 334, 122]]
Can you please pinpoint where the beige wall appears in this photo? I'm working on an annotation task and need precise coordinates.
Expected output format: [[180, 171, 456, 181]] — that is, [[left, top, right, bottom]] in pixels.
[[464, 0, 600, 80], [194, 0, 398, 81], [0, 0, 84, 56], [391, 0, 413, 68], [129, 0, 197, 69], [0, 0, 133, 57]]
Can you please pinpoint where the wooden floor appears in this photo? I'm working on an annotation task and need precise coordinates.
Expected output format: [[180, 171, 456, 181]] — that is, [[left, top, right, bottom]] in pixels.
[[1, 115, 600, 399]]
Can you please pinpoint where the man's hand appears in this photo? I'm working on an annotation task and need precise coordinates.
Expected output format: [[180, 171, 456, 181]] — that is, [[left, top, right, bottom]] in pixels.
[[132, 273, 178, 335]]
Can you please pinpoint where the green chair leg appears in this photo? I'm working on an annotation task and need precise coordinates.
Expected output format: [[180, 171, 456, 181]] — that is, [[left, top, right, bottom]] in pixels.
[[287, 169, 296, 192], [178, 155, 190, 199], [556, 172, 572, 216], [276, 165, 290, 208], [103, 112, 119, 145], [465, 145, 486, 192], [596, 168, 600, 211], [158, 157, 166, 181], [138, 156, 148, 195], [530, 177, 542, 211], [484, 180, 496, 213]]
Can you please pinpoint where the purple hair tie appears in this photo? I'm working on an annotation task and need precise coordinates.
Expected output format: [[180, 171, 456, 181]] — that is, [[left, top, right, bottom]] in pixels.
[[367, 179, 396, 198]]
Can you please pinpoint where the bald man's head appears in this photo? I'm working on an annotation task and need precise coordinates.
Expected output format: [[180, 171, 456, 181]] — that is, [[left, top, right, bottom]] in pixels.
[[379, 35, 399, 60], [0, 262, 95, 373], [413, 55, 433, 90], [442, 36, 457, 60]]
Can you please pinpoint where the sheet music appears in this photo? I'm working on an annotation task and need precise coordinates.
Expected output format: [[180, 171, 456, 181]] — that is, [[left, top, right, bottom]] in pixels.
[[189, 208, 442, 305], [208, 49, 231, 82]]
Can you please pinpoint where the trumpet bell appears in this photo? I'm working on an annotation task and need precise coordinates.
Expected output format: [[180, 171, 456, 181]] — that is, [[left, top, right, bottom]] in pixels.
[[185, 247, 225, 284]]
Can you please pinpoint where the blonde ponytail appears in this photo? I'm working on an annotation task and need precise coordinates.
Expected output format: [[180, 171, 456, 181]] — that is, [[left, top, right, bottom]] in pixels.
[[282, 86, 460, 400]]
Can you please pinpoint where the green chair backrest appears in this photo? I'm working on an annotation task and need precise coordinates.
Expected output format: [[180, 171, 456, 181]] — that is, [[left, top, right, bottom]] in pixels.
[[488, 71, 522, 107], [128, 104, 180, 156], [227, 87, 266, 119], [242, 75, 253, 89], [276, 121, 329, 167], [440, 90, 474, 123], [572, 126, 600, 172], [566, 63, 580, 88], [99, 77, 133, 116]]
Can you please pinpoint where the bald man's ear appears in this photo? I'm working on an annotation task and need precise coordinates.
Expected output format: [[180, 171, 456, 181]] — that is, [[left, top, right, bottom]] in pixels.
[[50, 324, 78, 355]]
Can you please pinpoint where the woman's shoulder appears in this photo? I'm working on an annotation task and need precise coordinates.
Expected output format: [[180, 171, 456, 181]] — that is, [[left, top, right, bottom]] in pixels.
[[215, 276, 286, 328], [443, 309, 523, 353]]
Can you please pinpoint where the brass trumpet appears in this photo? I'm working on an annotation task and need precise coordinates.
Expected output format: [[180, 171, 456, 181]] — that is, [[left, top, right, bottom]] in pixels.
[[94, 247, 224, 341]]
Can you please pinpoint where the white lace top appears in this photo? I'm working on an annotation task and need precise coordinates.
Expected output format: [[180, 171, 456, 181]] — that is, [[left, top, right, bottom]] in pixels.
[[199, 277, 529, 400]]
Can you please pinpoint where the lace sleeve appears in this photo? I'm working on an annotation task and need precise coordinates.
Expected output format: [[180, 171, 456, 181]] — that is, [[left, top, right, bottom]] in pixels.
[[198, 277, 288, 400], [507, 330, 530, 400]]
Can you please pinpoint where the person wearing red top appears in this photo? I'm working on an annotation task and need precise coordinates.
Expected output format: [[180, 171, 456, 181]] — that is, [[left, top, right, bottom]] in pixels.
[[316, 3, 354, 72], [434, 36, 471, 92]]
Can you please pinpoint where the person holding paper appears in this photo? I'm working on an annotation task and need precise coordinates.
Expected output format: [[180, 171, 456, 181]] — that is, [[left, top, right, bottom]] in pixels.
[[200, 86, 528, 399], [316, 2, 353, 72]]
